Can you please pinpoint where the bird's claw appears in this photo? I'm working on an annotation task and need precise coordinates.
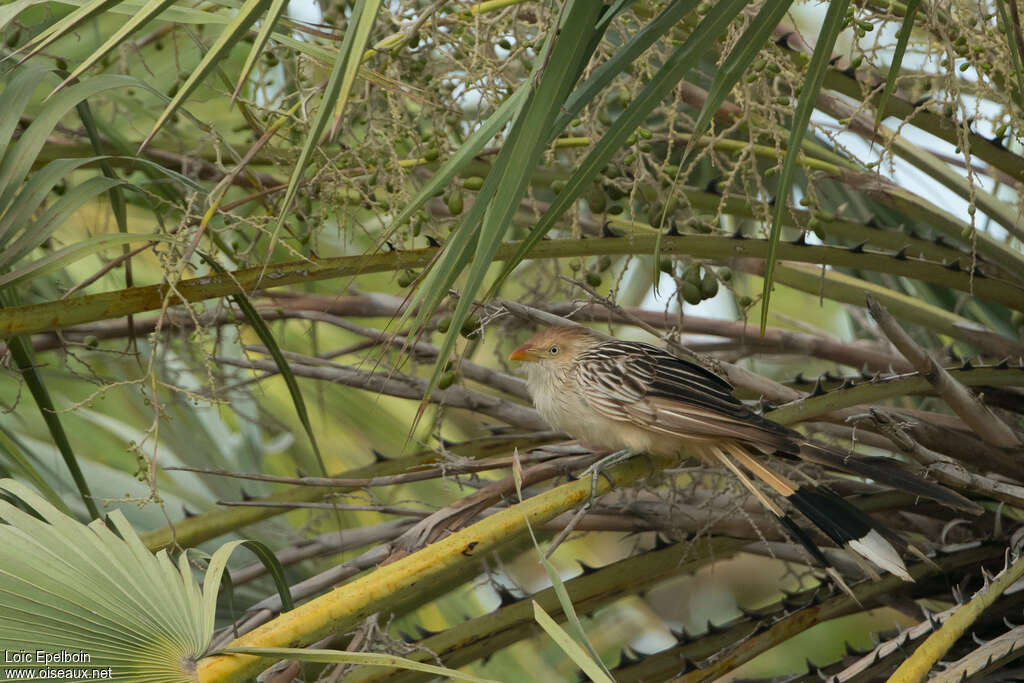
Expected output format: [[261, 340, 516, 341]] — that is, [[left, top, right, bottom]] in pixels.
[[581, 449, 637, 502]]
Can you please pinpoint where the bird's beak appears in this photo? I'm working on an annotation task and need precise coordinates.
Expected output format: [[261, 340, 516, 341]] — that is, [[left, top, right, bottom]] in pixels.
[[509, 344, 532, 362]]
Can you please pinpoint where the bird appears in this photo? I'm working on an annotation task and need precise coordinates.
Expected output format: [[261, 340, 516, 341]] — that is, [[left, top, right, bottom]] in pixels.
[[509, 325, 978, 585]]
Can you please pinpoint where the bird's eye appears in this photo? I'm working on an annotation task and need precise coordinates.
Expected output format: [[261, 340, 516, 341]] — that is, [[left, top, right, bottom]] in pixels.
[[548, 345, 559, 354]]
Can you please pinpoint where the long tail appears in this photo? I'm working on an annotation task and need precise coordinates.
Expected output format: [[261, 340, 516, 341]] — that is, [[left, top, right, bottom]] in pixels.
[[796, 440, 982, 515], [711, 442, 912, 583]]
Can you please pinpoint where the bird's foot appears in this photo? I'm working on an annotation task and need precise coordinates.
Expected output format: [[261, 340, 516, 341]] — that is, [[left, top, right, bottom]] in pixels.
[[581, 448, 638, 502], [543, 449, 640, 560]]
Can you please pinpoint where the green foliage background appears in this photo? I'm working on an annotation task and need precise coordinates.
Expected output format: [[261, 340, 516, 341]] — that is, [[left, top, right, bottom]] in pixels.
[[2, 0, 1024, 681]]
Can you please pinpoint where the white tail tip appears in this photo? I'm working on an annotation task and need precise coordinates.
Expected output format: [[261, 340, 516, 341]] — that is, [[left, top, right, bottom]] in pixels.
[[849, 529, 912, 581]]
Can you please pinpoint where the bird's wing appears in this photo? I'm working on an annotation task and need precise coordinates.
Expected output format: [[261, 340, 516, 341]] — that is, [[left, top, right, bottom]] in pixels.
[[575, 341, 796, 449]]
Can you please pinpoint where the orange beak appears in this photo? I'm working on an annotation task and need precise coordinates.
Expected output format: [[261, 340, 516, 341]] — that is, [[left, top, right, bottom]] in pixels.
[[508, 344, 531, 361]]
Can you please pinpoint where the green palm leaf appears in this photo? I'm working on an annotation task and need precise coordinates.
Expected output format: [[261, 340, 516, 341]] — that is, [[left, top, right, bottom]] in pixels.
[[0, 479, 217, 679], [401, 0, 608, 409], [760, 0, 851, 331]]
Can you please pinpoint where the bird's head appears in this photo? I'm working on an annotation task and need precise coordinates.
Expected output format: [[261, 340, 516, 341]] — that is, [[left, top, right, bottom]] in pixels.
[[508, 326, 596, 366]]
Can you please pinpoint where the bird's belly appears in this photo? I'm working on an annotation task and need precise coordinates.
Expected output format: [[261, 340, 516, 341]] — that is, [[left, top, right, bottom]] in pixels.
[[528, 369, 684, 455], [575, 415, 667, 454], [539, 396, 676, 455]]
